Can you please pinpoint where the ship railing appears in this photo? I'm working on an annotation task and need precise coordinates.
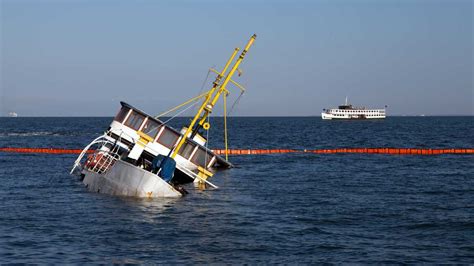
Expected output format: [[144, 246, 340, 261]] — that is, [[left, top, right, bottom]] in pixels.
[[70, 132, 128, 175], [70, 134, 109, 174], [87, 148, 121, 174], [86, 133, 125, 174]]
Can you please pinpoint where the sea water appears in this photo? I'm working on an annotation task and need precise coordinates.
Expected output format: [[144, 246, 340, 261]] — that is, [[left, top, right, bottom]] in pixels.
[[0, 117, 473, 263]]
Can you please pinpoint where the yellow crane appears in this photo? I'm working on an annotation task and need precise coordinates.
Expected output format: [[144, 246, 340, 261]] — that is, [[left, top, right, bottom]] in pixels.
[[154, 34, 256, 186], [171, 34, 256, 160]]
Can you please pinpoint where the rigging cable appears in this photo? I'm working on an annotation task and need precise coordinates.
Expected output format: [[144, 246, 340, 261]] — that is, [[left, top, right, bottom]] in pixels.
[[155, 91, 210, 119], [198, 67, 213, 95], [192, 67, 214, 114], [224, 90, 229, 161], [159, 99, 202, 126], [226, 90, 245, 116], [205, 115, 210, 167]]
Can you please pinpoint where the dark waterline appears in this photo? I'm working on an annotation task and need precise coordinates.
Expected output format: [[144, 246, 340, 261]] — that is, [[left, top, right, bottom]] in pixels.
[[0, 117, 473, 263]]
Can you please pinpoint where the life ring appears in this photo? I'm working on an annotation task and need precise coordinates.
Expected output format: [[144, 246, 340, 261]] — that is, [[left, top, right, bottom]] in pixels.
[[203, 122, 210, 130]]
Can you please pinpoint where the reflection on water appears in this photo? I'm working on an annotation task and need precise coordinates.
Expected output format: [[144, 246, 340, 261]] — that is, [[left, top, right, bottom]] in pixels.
[[119, 196, 182, 223]]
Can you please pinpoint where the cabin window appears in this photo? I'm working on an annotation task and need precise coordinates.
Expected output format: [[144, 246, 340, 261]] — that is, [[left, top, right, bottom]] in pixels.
[[178, 141, 196, 159], [124, 111, 146, 130], [114, 107, 131, 123], [191, 147, 211, 168], [141, 119, 161, 138], [157, 128, 179, 148]]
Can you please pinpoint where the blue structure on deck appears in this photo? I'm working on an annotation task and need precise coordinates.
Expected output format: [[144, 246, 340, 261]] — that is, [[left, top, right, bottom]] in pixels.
[[152, 155, 176, 182]]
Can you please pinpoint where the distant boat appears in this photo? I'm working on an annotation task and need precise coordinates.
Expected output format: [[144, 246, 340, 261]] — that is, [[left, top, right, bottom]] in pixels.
[[322, 97, 386, 120], [8, 112, 18, 117]]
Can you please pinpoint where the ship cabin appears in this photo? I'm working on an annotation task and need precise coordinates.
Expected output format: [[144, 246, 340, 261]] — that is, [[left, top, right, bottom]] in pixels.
[[337, 104, 353, 110], [104, 102, 231, 183]]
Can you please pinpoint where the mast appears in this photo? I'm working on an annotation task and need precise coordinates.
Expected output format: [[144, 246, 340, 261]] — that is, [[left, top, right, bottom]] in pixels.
[[170, 34, 257, 159]]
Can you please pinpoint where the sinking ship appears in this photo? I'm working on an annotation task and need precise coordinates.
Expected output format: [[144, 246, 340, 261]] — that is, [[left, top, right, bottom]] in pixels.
[[71, 34, 256, 198], [322, 97, 386, 120]]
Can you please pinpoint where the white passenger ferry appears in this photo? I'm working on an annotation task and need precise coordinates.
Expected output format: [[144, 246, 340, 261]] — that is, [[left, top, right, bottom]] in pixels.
[[322, 98, 386, 120], [70, 35, 256, 198]]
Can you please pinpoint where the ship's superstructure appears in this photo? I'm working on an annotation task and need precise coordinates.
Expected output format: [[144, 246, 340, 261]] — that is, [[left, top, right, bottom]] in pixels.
[[322, 98, 386, 120], [71, 35, 256, 198]]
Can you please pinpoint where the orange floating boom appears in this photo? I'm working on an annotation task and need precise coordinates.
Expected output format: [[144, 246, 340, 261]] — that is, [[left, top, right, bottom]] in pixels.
[[0, 147, 473, 155], [0, 147, 93, 154], [213, 148, 471, 155]]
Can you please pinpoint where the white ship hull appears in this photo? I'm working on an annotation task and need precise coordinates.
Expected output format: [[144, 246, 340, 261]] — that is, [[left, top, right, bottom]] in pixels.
[[82, 159, 183, 198], [70, 102, 226, 199], [321, 112, 386, 120], [322, 98, 386, 120]]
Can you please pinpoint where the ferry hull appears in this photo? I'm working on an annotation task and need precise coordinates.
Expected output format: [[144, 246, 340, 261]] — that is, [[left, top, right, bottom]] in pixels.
[[82, 160, 182, 198], [321, 112, 386, 120], [322, 98, 386, 120]]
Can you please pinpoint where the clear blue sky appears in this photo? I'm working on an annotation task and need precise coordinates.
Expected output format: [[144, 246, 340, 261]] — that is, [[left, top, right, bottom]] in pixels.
[[1, 0, 472, 116]]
